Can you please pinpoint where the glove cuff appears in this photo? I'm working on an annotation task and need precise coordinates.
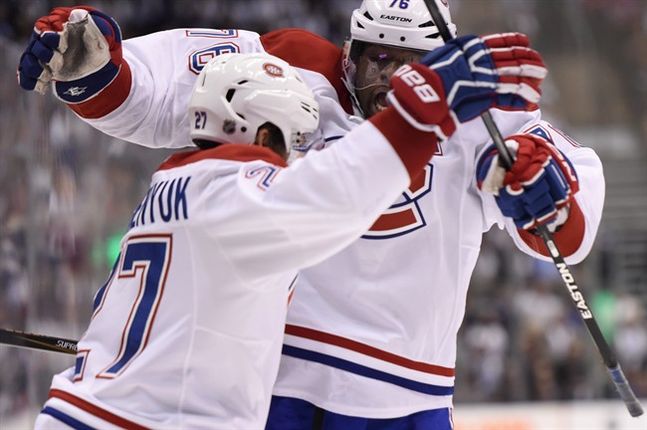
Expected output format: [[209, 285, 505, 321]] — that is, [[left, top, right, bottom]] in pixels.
[[65, 61, 132, 118], [518, 200, 585, 258], [54, 61, 119, 103]]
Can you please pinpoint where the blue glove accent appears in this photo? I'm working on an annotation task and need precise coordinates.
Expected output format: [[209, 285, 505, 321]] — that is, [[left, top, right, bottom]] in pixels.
[[421, 35, 499, 122], [19, 31, 63, 88], [89, 10, 123, 43], [19, 50, 43, 80], [494, 166, 567, 230], [18, 33, 44, 90]]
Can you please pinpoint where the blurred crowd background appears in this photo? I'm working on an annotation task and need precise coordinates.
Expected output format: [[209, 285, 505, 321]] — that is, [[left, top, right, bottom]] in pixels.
[[1, 0, 646, 422]]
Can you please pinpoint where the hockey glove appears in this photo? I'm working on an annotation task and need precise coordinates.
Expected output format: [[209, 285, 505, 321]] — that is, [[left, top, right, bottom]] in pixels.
[[476, 134, 579, 232], [388, 32, 546, 140], [18, 6, 124, 104]]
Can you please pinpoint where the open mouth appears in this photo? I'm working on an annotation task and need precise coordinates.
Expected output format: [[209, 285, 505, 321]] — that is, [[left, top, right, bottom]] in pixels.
[[372, 88, 389, 113]]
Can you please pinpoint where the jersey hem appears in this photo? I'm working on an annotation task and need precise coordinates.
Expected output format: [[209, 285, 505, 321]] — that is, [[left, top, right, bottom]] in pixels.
[[271, 389, 453, 419]]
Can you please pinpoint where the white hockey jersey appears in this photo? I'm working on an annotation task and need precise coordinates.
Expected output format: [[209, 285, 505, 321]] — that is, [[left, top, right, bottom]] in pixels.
[[36, 116, 441, 429], [61, 28, 605, 419]]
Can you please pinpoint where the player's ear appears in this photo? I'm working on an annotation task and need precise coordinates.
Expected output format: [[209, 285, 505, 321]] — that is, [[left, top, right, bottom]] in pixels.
[[254, 124, 288, 161], [254, 127, 271, 148]]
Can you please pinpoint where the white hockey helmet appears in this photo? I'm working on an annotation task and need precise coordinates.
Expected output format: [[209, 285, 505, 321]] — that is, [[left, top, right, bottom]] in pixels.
[[342, 0, 457, 116], [349, 0, 456, 51], [189, 53, 320, 155]]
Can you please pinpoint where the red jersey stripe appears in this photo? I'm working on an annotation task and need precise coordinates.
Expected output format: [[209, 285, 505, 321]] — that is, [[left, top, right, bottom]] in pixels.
[[285, 324, 455, 377], [48, 389, 149, 430]]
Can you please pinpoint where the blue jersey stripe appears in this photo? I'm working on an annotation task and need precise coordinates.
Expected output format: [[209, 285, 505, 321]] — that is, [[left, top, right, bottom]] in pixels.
[[282, 345, 454, 396], [41, 406, 95, 430]]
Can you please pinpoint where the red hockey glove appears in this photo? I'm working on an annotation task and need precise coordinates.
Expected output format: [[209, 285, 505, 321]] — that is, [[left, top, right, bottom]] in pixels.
[[387, 63, 456, 139], [476, 134, 579, 232]]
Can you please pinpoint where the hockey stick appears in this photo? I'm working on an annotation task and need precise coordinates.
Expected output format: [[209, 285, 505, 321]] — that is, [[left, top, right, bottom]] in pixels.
[[0, 328, 78, 355], [424, 0, 643, 418]]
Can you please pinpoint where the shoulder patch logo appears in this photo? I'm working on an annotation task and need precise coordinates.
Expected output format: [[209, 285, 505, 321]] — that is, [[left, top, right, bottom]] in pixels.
[[263, 63, 284, 78]]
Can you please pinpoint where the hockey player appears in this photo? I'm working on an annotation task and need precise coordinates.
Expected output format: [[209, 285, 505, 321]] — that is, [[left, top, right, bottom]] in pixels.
[[17, 1, 604, 429], [32, 48, 531, 428], [29, 35, 547, 428]]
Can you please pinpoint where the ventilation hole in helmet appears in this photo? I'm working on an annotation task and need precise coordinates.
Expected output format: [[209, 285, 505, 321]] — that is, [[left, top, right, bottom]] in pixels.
[[235, 112, 246, 120], [363, 11, 373, 21], [419, 20, 435, 28], [400, 36, 406, 42], [425, 32, 441, 39], [300, 103, 311, 113], [237, 79, 248, 85], [379, 33, 384, 39], [226, 89, 236, 102], [241, 126, 247, 132], [357, 22, 365, 29]]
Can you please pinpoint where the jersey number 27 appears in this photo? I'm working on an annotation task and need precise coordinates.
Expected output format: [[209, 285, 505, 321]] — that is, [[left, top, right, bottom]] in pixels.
[[75, 234, 172, 381]]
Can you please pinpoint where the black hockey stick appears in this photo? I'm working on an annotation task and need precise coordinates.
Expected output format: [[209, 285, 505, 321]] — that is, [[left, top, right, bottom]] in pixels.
[[424, 0, 643, 418], [0, 328, 78, 355]]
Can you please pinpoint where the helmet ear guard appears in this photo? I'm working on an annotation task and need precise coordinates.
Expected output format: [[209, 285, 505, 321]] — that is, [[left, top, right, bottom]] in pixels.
[[342, 0, 457, 117], [188, 53, 320, 157]]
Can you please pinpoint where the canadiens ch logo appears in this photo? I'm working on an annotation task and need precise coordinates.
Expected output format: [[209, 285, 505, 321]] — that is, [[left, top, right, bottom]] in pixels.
[[363, 163, 433, 239], [263, 63, 284, 78]]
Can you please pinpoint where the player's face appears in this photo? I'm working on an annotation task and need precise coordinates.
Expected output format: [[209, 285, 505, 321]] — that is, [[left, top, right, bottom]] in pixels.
[[354, 44, 424, 118]]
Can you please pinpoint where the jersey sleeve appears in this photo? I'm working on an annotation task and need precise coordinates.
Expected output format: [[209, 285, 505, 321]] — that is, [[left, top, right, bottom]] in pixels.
[[74, 29, 265, 149], [198, 109, 437, 280], [481, 120, 605, 264]]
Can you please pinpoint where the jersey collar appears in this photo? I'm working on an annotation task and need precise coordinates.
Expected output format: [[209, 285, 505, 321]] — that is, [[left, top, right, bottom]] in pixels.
[[157, 144, 288, 171]]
